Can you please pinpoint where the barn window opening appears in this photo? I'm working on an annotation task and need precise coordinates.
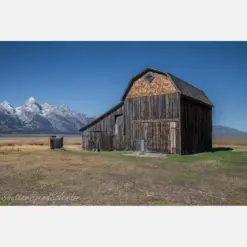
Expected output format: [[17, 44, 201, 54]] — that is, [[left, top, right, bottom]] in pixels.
[[144, 72, 155, 83], [114, 114, 123, 135], [115, 121, 119, 135]]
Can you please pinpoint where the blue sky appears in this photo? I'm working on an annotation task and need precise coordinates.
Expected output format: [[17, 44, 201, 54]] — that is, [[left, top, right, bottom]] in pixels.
[[0, 41, 246, 131]]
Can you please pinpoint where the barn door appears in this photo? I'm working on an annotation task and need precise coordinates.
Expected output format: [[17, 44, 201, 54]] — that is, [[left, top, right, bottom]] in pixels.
[[90, 132, 113, 151], [145, 122, 162, 153], [114, 115, 123, 135], [170, 122, 177, 154], [137, 121, 177, 154], [96, 132, 101, 151], [114, 114, 124, 150], [144, 121, 177, 154]]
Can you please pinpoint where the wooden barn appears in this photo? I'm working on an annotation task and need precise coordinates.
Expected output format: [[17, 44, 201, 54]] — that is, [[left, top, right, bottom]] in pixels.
[[79, 68, 213, 155]]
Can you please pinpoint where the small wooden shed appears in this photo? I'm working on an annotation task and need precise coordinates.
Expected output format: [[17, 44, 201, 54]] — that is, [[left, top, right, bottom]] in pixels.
[[79, 67, 213, 155]]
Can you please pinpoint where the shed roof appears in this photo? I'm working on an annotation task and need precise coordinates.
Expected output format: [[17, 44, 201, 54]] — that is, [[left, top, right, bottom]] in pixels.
[[79, 102, 123, 132]]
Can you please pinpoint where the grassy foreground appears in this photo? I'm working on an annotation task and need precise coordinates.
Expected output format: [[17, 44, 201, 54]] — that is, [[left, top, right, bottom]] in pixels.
[[0, 143, 247, 205]]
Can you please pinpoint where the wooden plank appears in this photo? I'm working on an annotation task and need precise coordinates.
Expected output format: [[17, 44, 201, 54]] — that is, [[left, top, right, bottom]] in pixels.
[[165, 95, 169, 119], [132, 119, 179, 123]]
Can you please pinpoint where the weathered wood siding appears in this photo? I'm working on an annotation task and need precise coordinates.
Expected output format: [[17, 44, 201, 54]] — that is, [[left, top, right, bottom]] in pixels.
[[87, 105, 124, 133], [82, 93, 181, 154], [83, 132, 113, 151], [180, 96, 212, 154], [81, 104, 125, 151], [126, 72, 177, 99], [124, 93, 181, 154], [130, 121, 179, 154], [82, 93, 212, 155]]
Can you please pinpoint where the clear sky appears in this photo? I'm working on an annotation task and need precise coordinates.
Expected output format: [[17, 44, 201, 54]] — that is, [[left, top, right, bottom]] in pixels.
[[0, 41, 246, 131]]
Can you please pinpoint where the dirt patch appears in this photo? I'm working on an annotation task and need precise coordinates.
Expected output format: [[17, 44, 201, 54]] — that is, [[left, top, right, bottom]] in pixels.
[[123, 151, 168, 158]]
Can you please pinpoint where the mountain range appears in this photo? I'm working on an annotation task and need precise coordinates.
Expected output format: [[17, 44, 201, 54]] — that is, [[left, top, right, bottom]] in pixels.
[[0, 97, 246, 135], [0, 97, 94, 134], [213, 125, 247, 136]]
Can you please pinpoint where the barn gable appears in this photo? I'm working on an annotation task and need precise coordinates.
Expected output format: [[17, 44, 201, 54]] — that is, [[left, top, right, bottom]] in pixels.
[[126, 71, 178, 99], [121, 67, 213, 107]]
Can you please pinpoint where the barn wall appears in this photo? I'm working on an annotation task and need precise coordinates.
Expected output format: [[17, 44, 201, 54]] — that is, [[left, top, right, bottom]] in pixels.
[[180, 96, 212, 154], [82, 93, 181, 154], [81, 93, 212, 155], [124, 93, 181, 154], [87, 105, 124, 132], [81, 104, 125, 150], [83, 131, 114, 151], [126, 72, 177, 99]]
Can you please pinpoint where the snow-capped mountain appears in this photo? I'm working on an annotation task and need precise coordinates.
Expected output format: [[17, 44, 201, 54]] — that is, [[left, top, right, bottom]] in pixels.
[[0, 102, 26, 132], [16, 97, 42, 122], [41, 102, 56, 114], [0, 101, 15, 114], [0, 97, 94, 133]]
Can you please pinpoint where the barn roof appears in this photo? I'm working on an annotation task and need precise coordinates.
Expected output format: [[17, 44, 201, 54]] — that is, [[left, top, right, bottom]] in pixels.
[[121, 67, 213, 107], [79, 102, 123, 132], [166, 73, 213, 106]]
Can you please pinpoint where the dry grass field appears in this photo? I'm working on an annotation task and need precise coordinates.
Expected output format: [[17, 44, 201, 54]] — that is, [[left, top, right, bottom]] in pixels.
[[0, 136, 81, 147], [0, 135, 247, 205], [213, 135, 247, 146]]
